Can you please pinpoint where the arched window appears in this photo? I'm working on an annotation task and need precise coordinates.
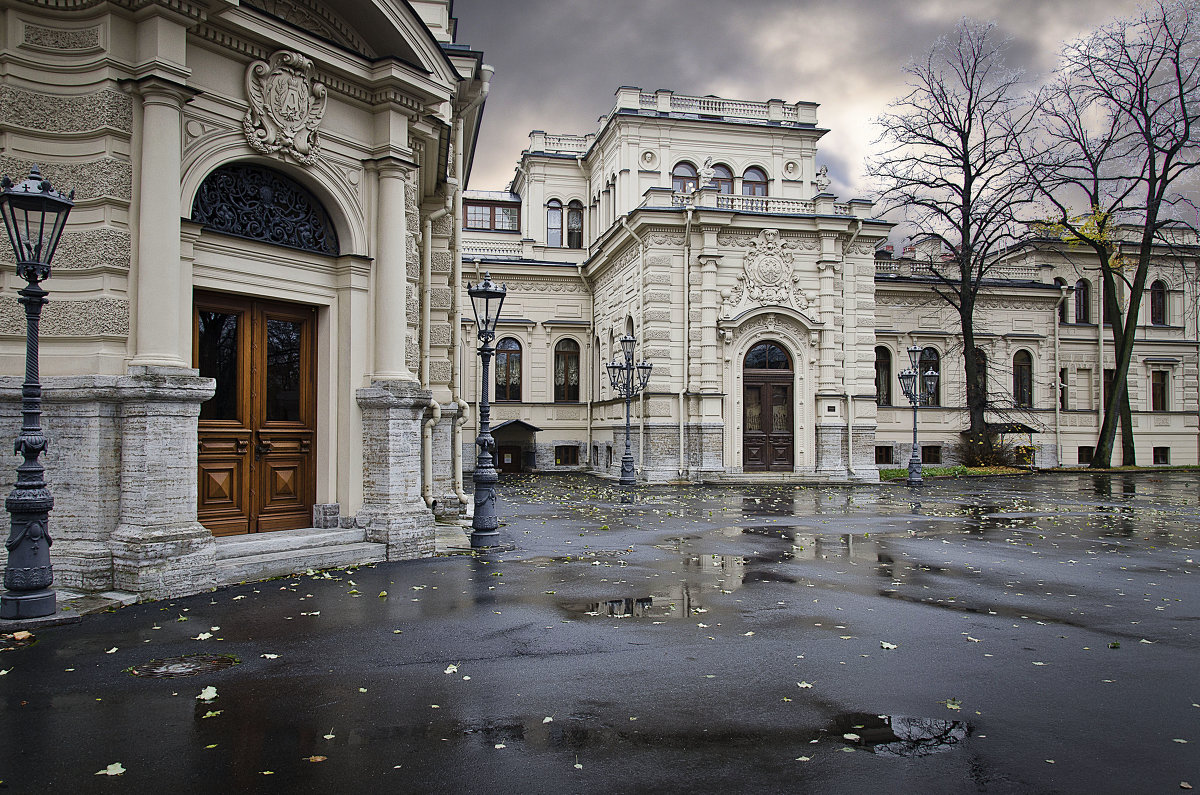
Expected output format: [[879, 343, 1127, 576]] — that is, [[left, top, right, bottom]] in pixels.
[[1074, 279, 1091, 323], [546, 199, 563, 247], [974, 348, 988, 402], [672, 162, 698, 193], [554, 339, 581, 402], [919, 347, 941, 405], [713, 164, 734, 194], [1054, 278, 1068, 323], [875, 346, 892, 406], [742, 167, 768, 196], [744, 341, 791, 370], [190, 162, 339, 255], [495, 338, 522, 401], [1150, 279, 1168, 325], [566, 201, 584, 249], [1013, 350, 1033, 407]]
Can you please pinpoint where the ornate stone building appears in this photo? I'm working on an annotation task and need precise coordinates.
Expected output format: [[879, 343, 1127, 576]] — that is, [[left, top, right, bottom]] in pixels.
[[0, 0, 488, 599], [458, 89, 1199, 482], [459, 88, 890, 483]]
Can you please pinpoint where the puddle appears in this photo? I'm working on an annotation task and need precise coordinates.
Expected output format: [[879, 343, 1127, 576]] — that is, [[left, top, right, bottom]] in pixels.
[[561, 597, 658, 618], [830, 712, 969, 757]]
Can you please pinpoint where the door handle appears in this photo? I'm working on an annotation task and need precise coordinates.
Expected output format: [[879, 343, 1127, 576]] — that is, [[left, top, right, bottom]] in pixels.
[[255, 441, 273, 458]]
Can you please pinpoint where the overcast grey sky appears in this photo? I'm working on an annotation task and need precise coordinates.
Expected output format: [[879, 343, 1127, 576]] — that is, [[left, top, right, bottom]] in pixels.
[[452, 0, 1145, 197]]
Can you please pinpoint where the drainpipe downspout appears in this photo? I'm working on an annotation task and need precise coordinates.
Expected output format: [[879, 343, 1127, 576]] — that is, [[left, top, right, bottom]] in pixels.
[[843, 220, 863, 477], [679, 207, 694, 479], [619, 214, 647, 481], [1054, 284, 1068, 468], [578, 262, 594, 465]]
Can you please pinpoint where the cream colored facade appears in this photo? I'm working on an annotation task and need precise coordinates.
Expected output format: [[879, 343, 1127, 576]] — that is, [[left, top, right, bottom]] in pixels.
[[460, 90, 1200, 481], [0, 0, 487, 599], [460, 88, 889, 482]]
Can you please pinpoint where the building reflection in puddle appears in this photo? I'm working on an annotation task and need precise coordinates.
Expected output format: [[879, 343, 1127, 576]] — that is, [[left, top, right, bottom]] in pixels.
[[830, 712, 969, 757]]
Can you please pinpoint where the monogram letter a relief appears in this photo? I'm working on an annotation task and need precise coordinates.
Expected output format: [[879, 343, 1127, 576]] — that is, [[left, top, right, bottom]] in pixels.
[[244, 50, 327, 165]]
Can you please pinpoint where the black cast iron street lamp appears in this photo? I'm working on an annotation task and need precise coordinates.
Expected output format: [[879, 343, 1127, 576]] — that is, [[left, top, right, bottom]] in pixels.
[[0, 166, 73, 619], [606, 334, 652, 486], [897, 343, 939, 487], [467, 272, 509, 549]]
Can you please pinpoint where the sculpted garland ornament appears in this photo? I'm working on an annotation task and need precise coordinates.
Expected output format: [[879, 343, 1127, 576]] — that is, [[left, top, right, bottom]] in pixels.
[[244, 51, 327, 165]]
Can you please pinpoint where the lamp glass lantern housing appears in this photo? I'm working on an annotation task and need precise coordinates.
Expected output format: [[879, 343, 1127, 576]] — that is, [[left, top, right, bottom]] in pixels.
[[0, 165, 74, 279], [923, 367, 939, 401], [636, 360, 653, 390], [898, 368, 917, 400], [619, 334, 636, 364], [906, 344, 922, 372], [467, 271, 506, 341]]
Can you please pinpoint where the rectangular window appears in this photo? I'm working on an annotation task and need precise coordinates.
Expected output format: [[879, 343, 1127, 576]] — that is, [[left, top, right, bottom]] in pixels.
[[555, 445, 579, 466], [1153, 446, 1170, 465], [1151, 370, 1169, 411], [921, 445, 942, 464], [1078, 446, 1094, 465], [875, 445, 894, 465], [1059, 368, 1069, 411], [463, 202, 520, 232], [466, 204, 491, 229], [494, 206, 519, 231], [1078, 368, 1093, 410]]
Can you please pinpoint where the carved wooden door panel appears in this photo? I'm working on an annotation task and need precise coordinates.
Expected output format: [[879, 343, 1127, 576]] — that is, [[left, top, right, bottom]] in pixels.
[[742, 342, 794, 473], [196, 293, 316, 535], [766, 383, 794, 469], [743, 384, 768, 470]]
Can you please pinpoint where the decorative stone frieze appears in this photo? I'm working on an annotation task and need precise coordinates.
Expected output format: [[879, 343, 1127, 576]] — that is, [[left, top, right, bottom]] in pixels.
[[0, 87, 132, 133], [22, 23, 101, 51], [242, 0, 375, 57], [0, 156, 131, 201], [244, 51, 327, 165], [0, 296, 129, 337]]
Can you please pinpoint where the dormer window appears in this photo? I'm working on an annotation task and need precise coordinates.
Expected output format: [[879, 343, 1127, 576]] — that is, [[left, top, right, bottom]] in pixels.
[[464, 202, 519, 232]]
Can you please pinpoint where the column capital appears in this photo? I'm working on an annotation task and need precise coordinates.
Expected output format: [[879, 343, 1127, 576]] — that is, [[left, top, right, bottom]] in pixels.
[[367, 156, 418, 179], [125, 75, 199, 106]]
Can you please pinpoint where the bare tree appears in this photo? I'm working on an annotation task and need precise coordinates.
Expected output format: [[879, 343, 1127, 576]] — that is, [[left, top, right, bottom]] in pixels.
[[868, 20, 1035, 460], [1027, 0, 1200, 468]]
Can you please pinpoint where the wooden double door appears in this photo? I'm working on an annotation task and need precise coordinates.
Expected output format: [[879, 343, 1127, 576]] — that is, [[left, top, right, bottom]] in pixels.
[[195, 293, 316, 536], [742, 341, 795, 471]]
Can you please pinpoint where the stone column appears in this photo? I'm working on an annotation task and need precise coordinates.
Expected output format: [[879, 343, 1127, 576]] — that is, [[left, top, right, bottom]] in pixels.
[[372, 159, 415, 380], [356, 381, 435, 558], [130, 78, 194, 370], [110, 372, 216, 599]]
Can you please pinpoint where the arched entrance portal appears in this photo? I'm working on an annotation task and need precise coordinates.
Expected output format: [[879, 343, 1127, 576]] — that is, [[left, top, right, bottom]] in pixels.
[[190, 163, 335, 535], [742, 341, 794, 471]]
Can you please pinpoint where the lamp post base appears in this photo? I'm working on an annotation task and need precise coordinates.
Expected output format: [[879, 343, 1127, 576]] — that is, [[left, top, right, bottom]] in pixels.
[[469, 529, 516, 551], [1, 588, 55, 620], [619, 454, 636, 486], [906, 455, 923, 486]]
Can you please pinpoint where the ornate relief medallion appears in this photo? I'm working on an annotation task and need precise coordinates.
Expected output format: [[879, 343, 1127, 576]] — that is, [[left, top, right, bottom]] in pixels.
[[243, 51, 327, 165], [721, 229, 814, 318]]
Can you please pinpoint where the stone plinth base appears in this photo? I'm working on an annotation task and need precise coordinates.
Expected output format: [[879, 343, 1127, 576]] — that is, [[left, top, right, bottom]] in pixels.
[[111, 521, 216, 600], [357, 380, 435, 559]]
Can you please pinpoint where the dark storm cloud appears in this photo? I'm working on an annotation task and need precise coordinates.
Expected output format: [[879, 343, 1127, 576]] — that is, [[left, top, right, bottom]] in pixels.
[[453, 0, 1145, 194]]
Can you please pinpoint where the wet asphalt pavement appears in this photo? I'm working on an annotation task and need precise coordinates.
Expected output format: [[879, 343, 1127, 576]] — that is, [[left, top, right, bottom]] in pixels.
[[1, 471, 1198, 793]]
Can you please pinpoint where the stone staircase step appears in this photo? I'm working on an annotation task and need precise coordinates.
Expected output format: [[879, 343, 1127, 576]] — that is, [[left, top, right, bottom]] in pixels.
[[215, 541, 387, 586], [214, 528, 365, 560]]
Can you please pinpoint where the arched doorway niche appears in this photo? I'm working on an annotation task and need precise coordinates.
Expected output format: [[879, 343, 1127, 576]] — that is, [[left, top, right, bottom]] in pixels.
[[724, 311, 815, 473]]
